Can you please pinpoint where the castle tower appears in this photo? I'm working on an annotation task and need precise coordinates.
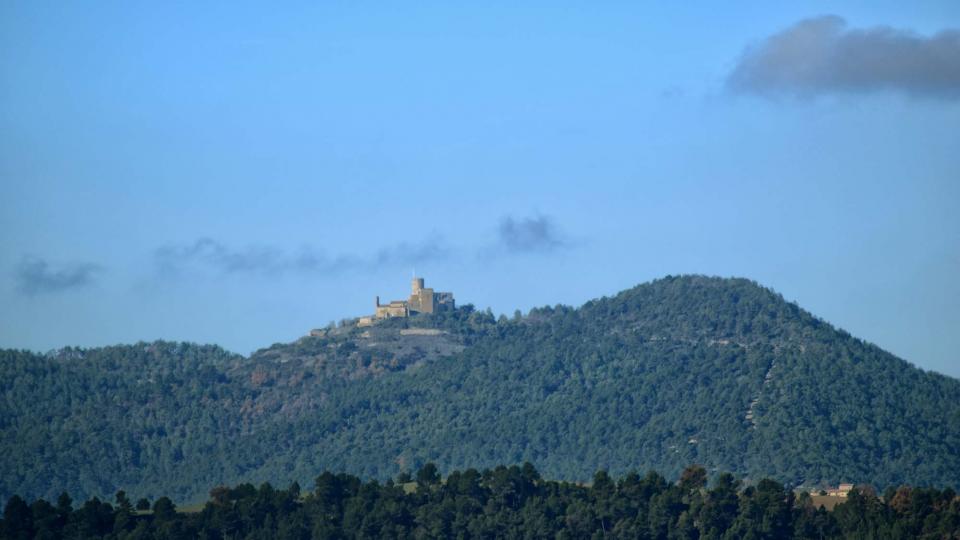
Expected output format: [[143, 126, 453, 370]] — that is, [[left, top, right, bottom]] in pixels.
[[369, 275, 453, 322]]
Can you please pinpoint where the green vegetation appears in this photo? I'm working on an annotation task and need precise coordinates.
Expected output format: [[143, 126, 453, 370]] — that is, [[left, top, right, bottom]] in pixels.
[[2, 276, 959, 505], [4, 464, 960, 539]]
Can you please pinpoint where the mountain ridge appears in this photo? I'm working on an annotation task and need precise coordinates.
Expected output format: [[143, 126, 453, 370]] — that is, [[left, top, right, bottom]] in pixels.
[[2, 275, 958, 504]]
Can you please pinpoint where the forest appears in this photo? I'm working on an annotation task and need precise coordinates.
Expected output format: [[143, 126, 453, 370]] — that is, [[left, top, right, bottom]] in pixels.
[[2, 276, 960, 504], [3, 463, 959, 539]]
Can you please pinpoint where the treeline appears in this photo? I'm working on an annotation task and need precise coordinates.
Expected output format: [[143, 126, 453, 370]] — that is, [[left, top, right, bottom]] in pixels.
[[3, 464, 959, 539]]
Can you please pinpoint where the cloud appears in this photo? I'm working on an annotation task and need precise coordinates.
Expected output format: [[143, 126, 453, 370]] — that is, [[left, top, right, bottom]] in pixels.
[[155, 235, 452, 277], [728, 15, 960, 99], [14, 257, 102, 296], [155, 238, 287, 276], [373, 236, 453, 266], [497, 215, 567, 254]]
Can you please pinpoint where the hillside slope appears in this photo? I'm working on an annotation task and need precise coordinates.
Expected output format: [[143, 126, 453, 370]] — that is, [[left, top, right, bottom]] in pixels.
[[2, 275, 959, 503]]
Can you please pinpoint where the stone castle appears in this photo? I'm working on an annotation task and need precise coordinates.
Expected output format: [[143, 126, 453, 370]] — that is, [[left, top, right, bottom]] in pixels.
[[357, 277, 455, 326]]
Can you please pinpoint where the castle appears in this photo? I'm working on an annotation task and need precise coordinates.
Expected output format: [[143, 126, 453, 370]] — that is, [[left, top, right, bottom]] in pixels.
[[357, 277, 455, 326]]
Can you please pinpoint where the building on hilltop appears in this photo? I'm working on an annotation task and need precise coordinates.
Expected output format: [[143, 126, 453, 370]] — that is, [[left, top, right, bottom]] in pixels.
[[356, 277, 455, 326]]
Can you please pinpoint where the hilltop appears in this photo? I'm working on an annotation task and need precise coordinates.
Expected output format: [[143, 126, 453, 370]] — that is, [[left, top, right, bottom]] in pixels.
[[2, 275, 959, 504]]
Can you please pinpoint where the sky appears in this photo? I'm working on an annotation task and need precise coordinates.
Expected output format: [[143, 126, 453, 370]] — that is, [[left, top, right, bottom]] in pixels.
[[1, 1, 958, 378]]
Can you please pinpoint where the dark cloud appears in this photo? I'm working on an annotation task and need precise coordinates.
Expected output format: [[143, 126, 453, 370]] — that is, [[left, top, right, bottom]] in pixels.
[[728, 16, 960, 99], [155, 236, 452, 277], [497, 215, 567, 254], [15, 257, 101, 296], [373, 235, 452, 266], [155, 238, 288, 276]]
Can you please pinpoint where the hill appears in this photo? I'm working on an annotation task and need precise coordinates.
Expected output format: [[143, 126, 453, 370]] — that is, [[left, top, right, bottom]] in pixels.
[[2, 275, 959, 504]]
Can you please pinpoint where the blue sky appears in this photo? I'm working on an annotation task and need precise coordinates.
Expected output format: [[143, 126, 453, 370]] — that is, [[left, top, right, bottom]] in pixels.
[[2, 1, 958, 377]]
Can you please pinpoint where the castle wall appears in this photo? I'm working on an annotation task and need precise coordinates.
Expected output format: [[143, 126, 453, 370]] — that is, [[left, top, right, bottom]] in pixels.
[[435, 291, 455, 311], [375, 301, 408, 318]]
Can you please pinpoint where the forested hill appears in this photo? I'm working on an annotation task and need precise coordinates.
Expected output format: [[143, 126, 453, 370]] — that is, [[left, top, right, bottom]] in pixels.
[[3, 275, 959, 504]]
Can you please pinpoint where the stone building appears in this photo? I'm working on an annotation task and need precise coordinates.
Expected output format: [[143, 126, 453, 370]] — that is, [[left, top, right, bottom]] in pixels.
[[371, 277, 455, 321], [826, 484, 855, 498]]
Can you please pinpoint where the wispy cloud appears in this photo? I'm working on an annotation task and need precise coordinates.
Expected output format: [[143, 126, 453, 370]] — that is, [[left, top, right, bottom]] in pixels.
[[157, 217, 572, 278], [155, 238, 285, 276], [372, 237, 453, 266], [496, 215, 567, 254], [154, 235, 452, 277], [728, 16, 960, 99], [14, 256, 102, 296]]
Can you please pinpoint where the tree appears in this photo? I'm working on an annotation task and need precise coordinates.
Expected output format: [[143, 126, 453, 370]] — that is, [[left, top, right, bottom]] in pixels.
[[416, 463, 441, 489], [698, 473, 739, 539], [679, 465, 707, 492], [152, 496, 177, 521], [114, 490, 135, 533], [29, 499, 61, 540], [2, 495, 34, 540], [55, 492, 72, 526]]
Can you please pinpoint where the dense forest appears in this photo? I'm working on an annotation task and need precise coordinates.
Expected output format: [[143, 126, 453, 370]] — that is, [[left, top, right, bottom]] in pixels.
[[2, 276, 960, 505], [3, 464, 960, 539]]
